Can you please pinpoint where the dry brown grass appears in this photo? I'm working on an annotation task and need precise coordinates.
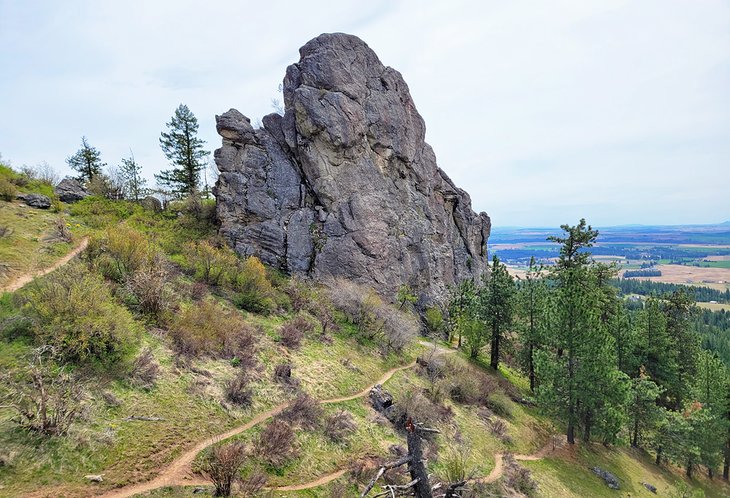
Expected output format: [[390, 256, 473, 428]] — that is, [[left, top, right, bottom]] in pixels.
[[620, 264, 730, 289]]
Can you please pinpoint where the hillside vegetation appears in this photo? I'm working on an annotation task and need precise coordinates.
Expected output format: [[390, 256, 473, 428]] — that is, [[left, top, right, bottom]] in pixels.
[[0, 164, 728, 497]]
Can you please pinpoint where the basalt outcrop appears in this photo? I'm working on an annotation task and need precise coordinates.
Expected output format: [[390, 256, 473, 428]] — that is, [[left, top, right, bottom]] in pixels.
[[214, 33, 490, 306]]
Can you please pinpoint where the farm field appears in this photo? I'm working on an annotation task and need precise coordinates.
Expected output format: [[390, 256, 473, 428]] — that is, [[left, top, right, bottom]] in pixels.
[[619, 264, 730, 291]]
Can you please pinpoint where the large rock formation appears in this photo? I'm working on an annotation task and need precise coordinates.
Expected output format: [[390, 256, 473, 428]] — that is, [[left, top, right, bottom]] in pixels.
[[214, 33, 490, 306]]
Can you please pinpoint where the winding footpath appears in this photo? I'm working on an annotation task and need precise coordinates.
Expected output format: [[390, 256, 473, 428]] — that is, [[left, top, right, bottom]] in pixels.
[[2, 249, 558, 497], [99, 360, 418, 498], [0, 237, 89, 293]]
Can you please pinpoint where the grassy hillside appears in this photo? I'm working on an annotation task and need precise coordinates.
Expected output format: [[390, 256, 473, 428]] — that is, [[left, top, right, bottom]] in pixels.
[[0, 194, 728, 498]]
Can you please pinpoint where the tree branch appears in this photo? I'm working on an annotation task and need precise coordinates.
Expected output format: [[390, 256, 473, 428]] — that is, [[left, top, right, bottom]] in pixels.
[[360, 456, 412, 498]]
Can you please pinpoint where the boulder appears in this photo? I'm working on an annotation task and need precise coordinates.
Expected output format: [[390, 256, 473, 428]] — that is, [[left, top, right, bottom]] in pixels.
[[17, 193, 51, 209], [55, 178, 89, 203], [369, 384, 394, 412], [141, 195, 162, 212], [214, 33, 490, 307], [641, 482, 657, 494], [592, 467, 620, 490]]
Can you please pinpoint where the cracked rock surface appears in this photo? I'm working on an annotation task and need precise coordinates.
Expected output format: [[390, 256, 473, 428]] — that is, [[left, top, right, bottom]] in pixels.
[[214, 33, 490, 306]]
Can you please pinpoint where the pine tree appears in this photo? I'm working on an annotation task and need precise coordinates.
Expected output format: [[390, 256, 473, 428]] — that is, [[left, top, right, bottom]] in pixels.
[[662, 291, 699, 408], [482, 255, 515, 370], [516, 257, 549, 391], [628, 371, 664, 448], [544, 219, 600, 444], [66, 136, 105, 183], [155, 104, 209, 197], [119, 153, 147, 201]]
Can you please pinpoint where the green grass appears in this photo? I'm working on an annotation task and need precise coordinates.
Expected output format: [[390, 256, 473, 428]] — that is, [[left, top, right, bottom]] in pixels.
[[523, 444, 730, 498], [0, 201, 85, 286]]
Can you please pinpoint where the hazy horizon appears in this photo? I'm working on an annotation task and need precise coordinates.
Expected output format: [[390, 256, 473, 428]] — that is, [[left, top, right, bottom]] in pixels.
[[1, 0, 728, 227]]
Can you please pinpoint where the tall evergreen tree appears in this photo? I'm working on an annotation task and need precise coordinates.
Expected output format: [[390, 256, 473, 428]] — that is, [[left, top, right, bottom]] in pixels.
[[516, 257, 549, 391], [662, 291, 699, 408], [542, 219, 600, 444], [482, 255, 515, 370], [66, 136, 105, 183], [155, 104, 209, 197]]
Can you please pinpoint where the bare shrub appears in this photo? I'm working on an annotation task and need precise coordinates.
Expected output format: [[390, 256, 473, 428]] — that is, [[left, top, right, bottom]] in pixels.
[[126, 254, 172, 316], [442, 357, 497, 406], [128, 348, 161, 389], [189, 281, 209, 301], [503, 453, 537, 496], [238, 467, 268, 496], [375, 303, 419, 354], [280, 393, 323, 430], [489, 417, 512, 444], [0, 346, 88, 436], [0, 225, 10, 237], [273, 363, 299, 388], [202, 441, 247, 497], [447, 373, 481, 404], [224, 371, 253, 407], [167, 299, 258, 360], [52, 216, 72, 242], [279, 315, 314, 349], [101, 391, 121, 407], [326, 278, 416, 353], [285, 279, 339, 336], [323, 410, 357, 443], [391, 389, 451, 431], [329, 482, 349, 498], [255, 419, 297, 467]]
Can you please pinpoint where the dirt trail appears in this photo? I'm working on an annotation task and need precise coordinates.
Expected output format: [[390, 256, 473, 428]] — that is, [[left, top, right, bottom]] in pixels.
[[478, 437, 565, 484], [98, 359, 419, 498], [0, 237, 89, 293]]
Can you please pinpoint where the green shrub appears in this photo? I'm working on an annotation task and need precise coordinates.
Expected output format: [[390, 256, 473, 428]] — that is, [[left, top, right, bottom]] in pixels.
[[233, 256, 276, 314], [424, 306, 444, 336], [20, 262, 139, 364], [88, 226, 157, 282], [167, 298, 258, 358], [0, 176, 16, 201], [181, 239, 238, 286]]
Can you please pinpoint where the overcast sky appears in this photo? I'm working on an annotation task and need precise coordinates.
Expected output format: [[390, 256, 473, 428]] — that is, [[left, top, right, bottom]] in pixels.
[[1, 0, 728, 227]]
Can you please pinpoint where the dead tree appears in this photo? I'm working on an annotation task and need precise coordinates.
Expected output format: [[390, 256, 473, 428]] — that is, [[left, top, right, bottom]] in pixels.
[[361, 417, 444, 498]]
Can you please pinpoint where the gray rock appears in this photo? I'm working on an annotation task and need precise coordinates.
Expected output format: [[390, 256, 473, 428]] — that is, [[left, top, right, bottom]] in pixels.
[[592, 467, 620, 490], [17, 193, 51, 209], [55, 178, 89, 203], [84, 474, 104, 483], [214, 33, 490, 307], [369, 384, 393, 412], [140, 195, 162, 212], [641, 482, 657, 494]]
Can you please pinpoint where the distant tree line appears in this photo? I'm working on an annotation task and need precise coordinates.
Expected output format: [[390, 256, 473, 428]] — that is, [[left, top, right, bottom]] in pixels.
[[448, 219, 730, 479], [624, 269, 662, 278], [613, 279, 730, 304]]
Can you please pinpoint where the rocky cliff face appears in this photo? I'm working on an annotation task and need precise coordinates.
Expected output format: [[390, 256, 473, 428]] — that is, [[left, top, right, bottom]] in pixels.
[[214, 33, 490, 306]]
